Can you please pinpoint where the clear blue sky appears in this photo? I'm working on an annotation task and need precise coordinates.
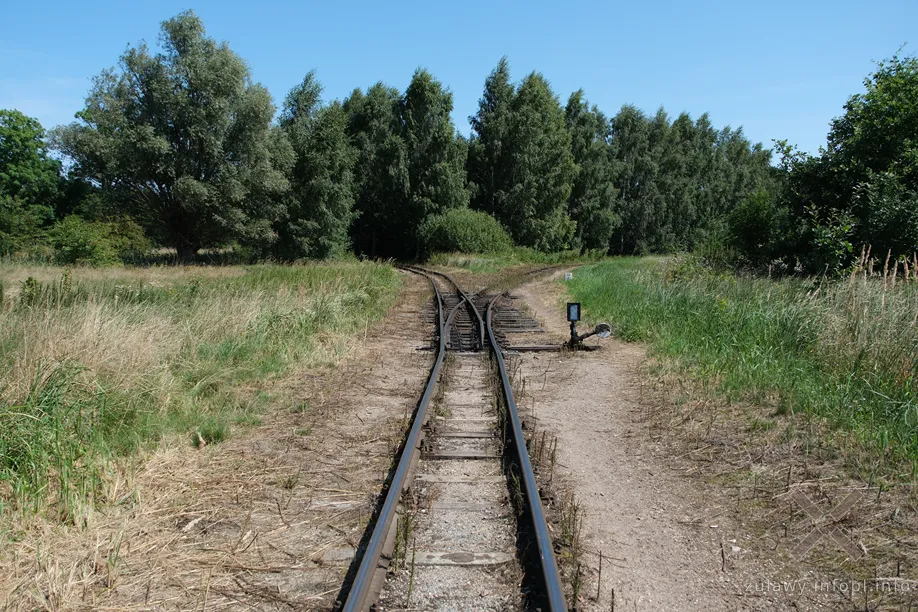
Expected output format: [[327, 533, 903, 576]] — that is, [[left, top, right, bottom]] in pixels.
[[1, 0, 914, 155]]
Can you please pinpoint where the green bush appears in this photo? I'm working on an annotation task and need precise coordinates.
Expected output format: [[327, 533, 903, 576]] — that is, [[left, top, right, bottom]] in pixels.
[[726, 191, 787, 268], [48, 216, 150, 266], [418, 208, 513, 258]]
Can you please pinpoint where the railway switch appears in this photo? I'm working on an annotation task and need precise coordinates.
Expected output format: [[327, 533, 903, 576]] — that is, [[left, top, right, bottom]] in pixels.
[[566, 302, 611, 349]]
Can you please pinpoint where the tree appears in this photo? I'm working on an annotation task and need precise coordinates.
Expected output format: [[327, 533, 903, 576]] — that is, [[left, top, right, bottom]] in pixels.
[[822, 53, 918, 258], [609, 105, 658, 253], [776, 54, 918, 269], [565, 91, 619, 252], [344, 83, 409, 258], [828, 53, 918, 191], [52, 11, 288, 260], [277, 72, 356, 259], [0, 110, 60, 252], [727, 190, 789, 267], [345, 72, 468, 259], [607, 104, 774, 256], [399, 69, 469, 257], [468, 57, 515, 219], [503, 73, 576, 251]]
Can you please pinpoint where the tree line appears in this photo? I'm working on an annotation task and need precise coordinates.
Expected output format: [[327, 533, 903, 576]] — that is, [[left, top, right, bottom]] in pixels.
[[1, 11, 914, 271]]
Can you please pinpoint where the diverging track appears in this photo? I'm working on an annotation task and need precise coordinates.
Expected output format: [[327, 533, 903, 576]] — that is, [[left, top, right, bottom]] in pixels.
[[339, 267, 566, 611]]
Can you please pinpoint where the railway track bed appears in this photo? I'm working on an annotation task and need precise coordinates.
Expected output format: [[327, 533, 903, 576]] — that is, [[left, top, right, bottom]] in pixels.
[[339, 266, 566, 611], [378, 353, 520, 611]]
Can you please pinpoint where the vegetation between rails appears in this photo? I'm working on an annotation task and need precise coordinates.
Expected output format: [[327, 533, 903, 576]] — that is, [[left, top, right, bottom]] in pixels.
[[0, 261, 400, 529], [568, 257, 918, 473]]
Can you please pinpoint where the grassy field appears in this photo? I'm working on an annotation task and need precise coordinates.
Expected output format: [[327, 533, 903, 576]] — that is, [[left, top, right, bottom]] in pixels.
[[568, 256, 918, 474], [0, 262, 400, 529], [428, 247, 605, 273]]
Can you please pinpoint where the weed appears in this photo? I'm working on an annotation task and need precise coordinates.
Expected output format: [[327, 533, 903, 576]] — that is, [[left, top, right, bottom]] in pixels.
[[278, 471, 300, 490], [19, 276, 40, 306], [748, 418, 776, 433], [407, 538, 417, 606], [193, 418, 229, 447], [558, 492, 583, 552], [393, 501, 417, 572], [571, 562, 583, 609]]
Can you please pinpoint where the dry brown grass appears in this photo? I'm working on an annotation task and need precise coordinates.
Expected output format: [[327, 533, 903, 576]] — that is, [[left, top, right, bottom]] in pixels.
[[0, 262, 401, 533], [0, 267, 431, 611], [640, 364, 918, 609], [0, 264, 244, 299]]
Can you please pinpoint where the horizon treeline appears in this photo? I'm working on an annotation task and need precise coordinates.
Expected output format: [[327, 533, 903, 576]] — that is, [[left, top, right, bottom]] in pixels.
[[1, 11, 915, 272]]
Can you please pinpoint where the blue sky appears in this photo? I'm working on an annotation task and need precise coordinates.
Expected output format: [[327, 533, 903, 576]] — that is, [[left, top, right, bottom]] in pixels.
[[1, 0, 914, 155]]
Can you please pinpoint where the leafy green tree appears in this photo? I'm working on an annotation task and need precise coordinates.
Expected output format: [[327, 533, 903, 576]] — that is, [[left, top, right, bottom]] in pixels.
[[399, 69, 469, 257], [654, 112, 695, 250], [0, 110, 60, 252], [727, 190, 788, 267], [609, 105, 658, 253], [52, 11, 288, 260], [344, 83, 409, 258], [829, 53, 918, 190], [786, 53, 918, 266], [858, 172, 918, 257], [468, 57, 515, 219], [503, 72, 576, 251], [608, 104, 774, 256], [345, 72, 468, 259], [277, 72, 356, 259], [565, 91, 619, 252]]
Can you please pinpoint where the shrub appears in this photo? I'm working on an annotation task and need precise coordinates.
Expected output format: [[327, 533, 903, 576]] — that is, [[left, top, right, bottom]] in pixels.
[[727, 190, 787, 268], [48, 216, 150, 266], [418, 208, 513, 258]]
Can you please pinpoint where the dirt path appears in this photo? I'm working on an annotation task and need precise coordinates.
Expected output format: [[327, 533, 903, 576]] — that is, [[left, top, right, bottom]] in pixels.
[[514, 270, 787, 612], [1, 272, 433, 611]]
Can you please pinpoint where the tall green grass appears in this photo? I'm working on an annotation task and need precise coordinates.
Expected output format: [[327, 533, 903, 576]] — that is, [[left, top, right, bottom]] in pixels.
[[569, 257, 918, 470], [0, 262, 400, 526]]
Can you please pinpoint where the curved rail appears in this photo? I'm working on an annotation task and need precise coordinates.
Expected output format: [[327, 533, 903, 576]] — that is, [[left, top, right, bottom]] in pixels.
[[486, 294, 567, 611], [404, 264, 485, 350], [342, 270, 446, 612]]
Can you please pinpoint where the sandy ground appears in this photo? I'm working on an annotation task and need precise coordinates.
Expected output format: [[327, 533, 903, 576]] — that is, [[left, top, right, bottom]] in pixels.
[[1, 271, 433, 610], [513, 270, 793, 612]]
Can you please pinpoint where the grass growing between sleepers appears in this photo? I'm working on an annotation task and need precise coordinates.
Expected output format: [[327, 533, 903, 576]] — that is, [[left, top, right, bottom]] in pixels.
[[567, 256, 918, 474], [0, 261, 400, 528]]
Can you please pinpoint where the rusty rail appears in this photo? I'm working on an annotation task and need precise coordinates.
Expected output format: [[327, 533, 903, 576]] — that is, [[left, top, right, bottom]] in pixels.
[[341, 268, 446, 611], [486, 293, 567, 610]]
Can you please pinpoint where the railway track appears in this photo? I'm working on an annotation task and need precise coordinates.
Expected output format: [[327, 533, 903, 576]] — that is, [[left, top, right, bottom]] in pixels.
[[338, 266, 566, 611]]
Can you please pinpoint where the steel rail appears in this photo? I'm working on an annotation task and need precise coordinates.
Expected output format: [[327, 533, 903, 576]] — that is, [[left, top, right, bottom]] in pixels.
[[343, 266, 565, 610], [486, 294, 568, 611], [405, 265, 485, 350], [342, 269, 446, 612]]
